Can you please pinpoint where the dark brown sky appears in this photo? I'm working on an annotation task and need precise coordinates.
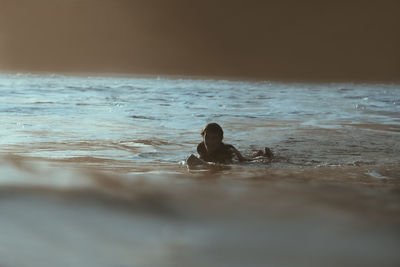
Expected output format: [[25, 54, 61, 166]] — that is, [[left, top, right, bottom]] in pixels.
[[0, 0, 399, 81]]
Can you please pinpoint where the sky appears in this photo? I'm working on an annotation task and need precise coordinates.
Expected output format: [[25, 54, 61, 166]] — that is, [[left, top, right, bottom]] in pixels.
[[0, 0, 399, 81]]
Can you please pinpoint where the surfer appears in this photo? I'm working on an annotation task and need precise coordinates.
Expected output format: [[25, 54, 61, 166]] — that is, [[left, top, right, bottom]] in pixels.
[[187, 122, 273, 167]]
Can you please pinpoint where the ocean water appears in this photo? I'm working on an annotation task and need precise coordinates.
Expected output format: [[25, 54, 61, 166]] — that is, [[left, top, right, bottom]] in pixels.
[[1, 73, 399, 168], [0, 73, 399, 267]]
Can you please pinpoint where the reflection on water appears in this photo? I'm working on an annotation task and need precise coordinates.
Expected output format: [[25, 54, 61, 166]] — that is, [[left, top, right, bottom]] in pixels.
[[0, 74, 399, 266]]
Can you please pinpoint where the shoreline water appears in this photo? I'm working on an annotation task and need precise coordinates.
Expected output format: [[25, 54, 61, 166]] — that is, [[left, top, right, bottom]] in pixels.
[[1, 159, 399, 267]]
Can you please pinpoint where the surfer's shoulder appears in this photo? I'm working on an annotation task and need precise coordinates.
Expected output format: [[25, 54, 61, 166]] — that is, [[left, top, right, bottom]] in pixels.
[[197, 141, 206, 154]]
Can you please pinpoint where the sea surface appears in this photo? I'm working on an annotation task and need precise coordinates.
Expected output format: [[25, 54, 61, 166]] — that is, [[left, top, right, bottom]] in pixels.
[[0, 73, 399, 267]]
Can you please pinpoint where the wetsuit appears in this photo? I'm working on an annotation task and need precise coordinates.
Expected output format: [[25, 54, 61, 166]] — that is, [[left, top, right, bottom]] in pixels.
[[197, 142, 235, 164]]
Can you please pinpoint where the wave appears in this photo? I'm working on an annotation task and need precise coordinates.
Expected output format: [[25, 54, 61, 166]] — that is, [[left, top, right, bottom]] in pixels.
[[0, 154, 399, 267]]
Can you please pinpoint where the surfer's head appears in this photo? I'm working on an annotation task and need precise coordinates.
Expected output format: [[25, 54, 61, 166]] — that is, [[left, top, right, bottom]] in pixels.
[[201, 123, 224, 153]]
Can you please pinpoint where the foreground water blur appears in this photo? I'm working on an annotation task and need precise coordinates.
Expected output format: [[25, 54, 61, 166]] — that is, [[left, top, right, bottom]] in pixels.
[[0, 73, 399, 266]]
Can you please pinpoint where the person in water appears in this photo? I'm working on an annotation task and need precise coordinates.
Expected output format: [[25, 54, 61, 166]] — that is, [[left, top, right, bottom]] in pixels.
[[186, 122, 274, 166], [196, 123, 245, 164]]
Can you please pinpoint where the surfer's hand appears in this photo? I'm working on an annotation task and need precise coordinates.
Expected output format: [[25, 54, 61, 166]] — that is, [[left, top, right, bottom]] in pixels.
[[186, 154, 206, 166]]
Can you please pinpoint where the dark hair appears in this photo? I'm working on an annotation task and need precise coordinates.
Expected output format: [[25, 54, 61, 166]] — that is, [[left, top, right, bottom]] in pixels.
[[201, 123, 224, 139]]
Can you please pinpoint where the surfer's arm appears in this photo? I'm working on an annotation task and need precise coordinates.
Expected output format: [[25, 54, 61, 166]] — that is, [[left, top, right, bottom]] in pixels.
[[186, 154, 207, 166], [197, 142, 208, 161], [229, 145, 249, 162]]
